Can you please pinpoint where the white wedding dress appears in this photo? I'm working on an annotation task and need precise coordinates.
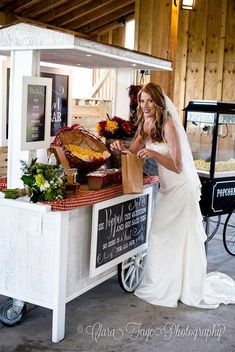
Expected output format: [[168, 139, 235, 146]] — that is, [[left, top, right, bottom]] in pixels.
[[135, 142, 235, 309]]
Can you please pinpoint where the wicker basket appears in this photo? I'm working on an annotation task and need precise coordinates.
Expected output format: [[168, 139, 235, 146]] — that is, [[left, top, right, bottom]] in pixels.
[[52, 124, 110, 178]]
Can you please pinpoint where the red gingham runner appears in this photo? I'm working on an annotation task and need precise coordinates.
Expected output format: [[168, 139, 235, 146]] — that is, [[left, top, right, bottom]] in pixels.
[[0, 176, 159, 211], [43, 176, 159, 211], [0, 176, 7, 191]]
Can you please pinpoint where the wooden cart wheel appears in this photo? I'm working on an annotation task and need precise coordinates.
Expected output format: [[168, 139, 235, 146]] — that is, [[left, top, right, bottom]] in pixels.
[[0, 299, 26, 327], [203, 215, 221, 241], [118, 249, 147, 292], [223, 210, 235, 256]]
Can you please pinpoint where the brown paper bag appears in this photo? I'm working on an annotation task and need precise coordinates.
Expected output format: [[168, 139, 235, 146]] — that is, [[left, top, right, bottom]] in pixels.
[[121, 152, 143, 194]]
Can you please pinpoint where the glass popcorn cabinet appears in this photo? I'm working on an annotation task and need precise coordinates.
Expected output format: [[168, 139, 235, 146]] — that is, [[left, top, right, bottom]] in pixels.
[[184, 101, 235, 255]]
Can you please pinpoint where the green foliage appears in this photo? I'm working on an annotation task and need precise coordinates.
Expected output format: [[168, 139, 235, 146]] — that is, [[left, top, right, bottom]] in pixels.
[[2, 188, 21, 199], [20, 158, 66, 203]]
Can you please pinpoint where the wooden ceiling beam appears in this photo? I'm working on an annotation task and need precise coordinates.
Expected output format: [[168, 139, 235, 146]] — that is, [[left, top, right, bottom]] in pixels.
[[54, 0, 115, 27], [92, 13, 134, 35], [22, 0, 68, 17], [0, 10, 16, 25], [1, 0, 42, 13], [77, 5, 134, 34], [66, 0, 134, 30], [0, 0, 28, 13], [37, 0, 94, 23], [0, 0, 17, 11], [0, 0, 135, 37]]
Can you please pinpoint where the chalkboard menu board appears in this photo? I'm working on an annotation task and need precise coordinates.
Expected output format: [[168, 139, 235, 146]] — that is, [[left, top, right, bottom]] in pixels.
[[41, 72, 69, 136], [21, 76, 52, 151], [90, 189, 152, 277], [26, 84, 46, 142], [6, 67, 10, 140]]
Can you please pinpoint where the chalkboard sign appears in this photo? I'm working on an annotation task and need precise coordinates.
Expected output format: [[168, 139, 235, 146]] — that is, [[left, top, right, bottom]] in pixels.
[[6, 67, 10, 140], [41, 72, 69, 136], [26, 84, 46, 142], [212, 179, 235, 212], [90, 188, 152, 277], [21, 76, 52, 151]]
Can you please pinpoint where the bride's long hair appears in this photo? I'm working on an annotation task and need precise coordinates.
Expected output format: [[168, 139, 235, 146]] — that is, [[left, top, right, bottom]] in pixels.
[[136, 82, 166, 143]]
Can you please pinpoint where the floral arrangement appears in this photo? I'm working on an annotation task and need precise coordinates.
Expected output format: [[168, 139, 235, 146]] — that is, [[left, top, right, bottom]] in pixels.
[[20, 158, 66, 203], [96, 116, 134, 139]]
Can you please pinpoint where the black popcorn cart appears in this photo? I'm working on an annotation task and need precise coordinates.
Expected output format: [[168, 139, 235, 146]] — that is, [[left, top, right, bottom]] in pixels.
[[184, 100, 235, 255]]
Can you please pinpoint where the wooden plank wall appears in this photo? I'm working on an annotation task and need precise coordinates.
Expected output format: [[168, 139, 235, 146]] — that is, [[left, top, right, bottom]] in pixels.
[[93, 0, 235, 120], [174, 0, 235, 117], [93, 23, 126, 102], [94, 23, 125, 47]]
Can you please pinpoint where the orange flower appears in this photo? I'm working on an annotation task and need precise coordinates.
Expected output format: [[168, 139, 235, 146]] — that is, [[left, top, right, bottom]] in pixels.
[[96, 116, 134, 138], [105, 120, 118, 133]]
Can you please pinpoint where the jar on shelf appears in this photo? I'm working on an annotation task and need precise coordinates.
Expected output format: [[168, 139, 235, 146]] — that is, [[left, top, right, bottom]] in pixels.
[[66, 168, 77, 184]]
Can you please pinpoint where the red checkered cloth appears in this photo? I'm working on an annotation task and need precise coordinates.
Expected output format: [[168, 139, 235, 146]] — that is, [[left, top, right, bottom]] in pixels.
[[43, 175, 159, 211], [0, 176, 7, 191], [0, 175, 159, 211]]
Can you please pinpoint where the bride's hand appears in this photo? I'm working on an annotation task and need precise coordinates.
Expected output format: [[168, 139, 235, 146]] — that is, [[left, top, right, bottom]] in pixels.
[[110, 140, 127, 152], [137, 148, 152, 159]]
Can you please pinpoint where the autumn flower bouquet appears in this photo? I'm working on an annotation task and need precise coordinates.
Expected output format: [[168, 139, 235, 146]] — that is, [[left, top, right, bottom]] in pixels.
[[96, 116, 134, 139]]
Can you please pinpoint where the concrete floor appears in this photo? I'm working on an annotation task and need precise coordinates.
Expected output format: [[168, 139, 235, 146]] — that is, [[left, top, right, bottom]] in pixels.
[[0, 221, 235, 352]]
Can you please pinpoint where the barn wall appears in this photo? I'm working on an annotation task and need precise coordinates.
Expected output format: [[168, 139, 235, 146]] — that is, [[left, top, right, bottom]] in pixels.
[[94, 0, 235, 117], [174, 0, 235, 117]]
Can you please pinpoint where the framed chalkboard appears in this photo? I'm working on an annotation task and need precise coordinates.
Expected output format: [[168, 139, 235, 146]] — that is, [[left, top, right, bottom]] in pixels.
[[21, 76, 52, 151], [0, 60, 9, 147], [6, 67, 10, 141], [90, 187, 152, 277], [41, 71, 69, 137]]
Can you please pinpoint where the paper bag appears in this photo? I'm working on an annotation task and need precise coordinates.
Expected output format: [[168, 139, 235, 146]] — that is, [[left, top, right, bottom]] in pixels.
[[121, 152, 143, 194]]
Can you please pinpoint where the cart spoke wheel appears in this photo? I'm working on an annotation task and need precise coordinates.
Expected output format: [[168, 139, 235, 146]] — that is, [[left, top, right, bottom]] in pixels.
[[124, 265, 135, 282], [223, 210, 235, 256], [118, 250, 147, 292], [0, 300, 26, 327], [203, 215, 221, 241], [122, 260, 135, 270]]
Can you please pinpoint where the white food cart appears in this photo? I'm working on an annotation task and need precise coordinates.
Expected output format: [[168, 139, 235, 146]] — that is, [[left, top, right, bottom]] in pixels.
[[0, 181, 158, 342], [0, 22, 170, 342]]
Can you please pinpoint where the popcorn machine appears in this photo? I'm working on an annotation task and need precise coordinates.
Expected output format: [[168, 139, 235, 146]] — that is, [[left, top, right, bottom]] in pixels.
[[184, 101, 235, 255]]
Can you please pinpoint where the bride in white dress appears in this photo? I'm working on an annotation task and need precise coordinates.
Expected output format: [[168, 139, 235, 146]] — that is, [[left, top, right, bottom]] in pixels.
[[111, 82, 235, 309]]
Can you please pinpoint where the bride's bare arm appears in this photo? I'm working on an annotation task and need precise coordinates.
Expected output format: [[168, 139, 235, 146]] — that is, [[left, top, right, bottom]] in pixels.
[[137, 117, 183, 174], [128, 132, 145, 154]]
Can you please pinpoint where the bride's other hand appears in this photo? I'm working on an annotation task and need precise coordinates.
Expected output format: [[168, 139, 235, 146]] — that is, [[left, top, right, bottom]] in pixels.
[[137, 148, 152, 159], [110, 140, 127, 152]]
